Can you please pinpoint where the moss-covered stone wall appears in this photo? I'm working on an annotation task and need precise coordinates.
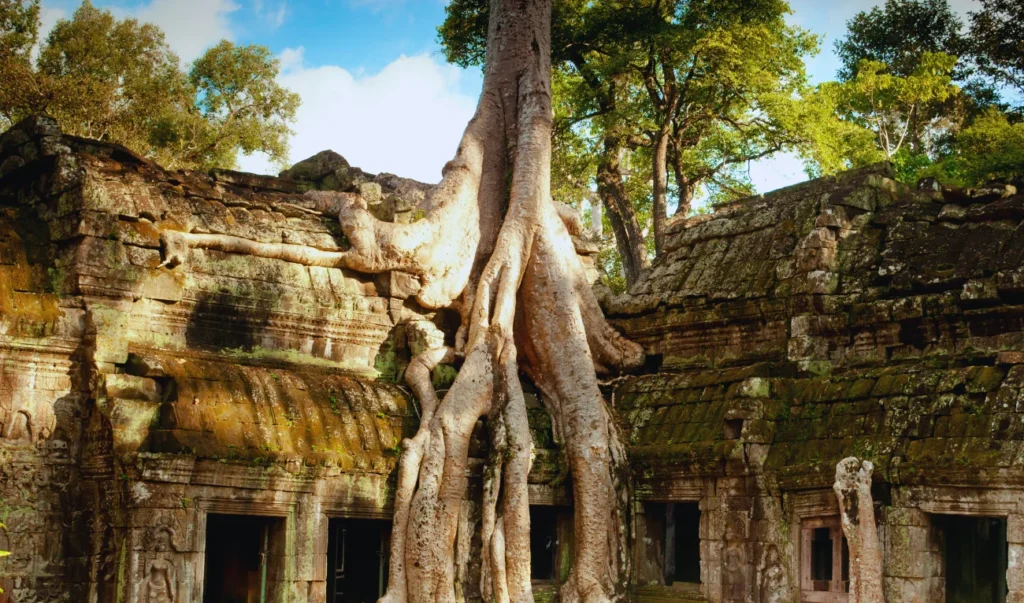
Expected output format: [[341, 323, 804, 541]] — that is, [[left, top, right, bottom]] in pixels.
[[607, 165, 1024, 602]]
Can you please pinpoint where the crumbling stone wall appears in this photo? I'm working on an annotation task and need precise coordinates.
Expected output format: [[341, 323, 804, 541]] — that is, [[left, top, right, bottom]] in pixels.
[[0, 117, 586, 603], [5, 116, 1024, 603], [0, 117, 457, 602], [607, 164, 1024, 602]]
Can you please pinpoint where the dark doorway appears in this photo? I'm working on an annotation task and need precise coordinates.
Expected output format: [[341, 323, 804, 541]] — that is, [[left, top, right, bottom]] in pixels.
[[671, 502, 701, 584], [203, 514, 281, 603], [326, 518, 391, 603], [530, 506, 558, 581], [641, 502, 703, 587], [936, 515, 1008, 603], [810, 526, 833, 590]]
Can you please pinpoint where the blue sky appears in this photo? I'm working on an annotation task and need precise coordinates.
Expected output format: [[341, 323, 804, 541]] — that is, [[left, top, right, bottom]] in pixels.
[[37, 0, 979, 193]]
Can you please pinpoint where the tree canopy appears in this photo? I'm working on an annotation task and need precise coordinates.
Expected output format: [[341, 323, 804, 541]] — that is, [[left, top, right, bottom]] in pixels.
[[441, 0, 829, 287], [966, 0, 1024, 104], [825, 0, 1024, 186], [0, 0, 299, 171], [834, 0, 964, 79]]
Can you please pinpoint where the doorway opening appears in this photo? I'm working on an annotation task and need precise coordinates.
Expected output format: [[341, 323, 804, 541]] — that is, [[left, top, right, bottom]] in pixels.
[[203, 514, 283, 603], [668, 502, 702, 585], [528, 505, 574, 584], [326, 518, 391, 603], [935, 515, 1007, 603], [641, 502, 702, 587]]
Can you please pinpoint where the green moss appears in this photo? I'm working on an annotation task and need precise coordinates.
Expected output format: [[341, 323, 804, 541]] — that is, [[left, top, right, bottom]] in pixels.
[[431, 363, 458, 390], [115, 536, 126, 603], [46, 261, 67, 295], [373, 338, 400, 383]]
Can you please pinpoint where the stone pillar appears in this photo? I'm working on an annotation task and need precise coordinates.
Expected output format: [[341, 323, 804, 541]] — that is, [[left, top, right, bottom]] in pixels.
[[719, 477, 754, 602], [1007, 514, 1024, 603], [882, 506, 933, 603], [834, 457, 884, 603]]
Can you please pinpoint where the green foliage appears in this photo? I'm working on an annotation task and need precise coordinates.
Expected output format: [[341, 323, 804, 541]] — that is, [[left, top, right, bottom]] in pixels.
[[153, 40, 299, 170], [835, 0, 964, 80], [0, 0, 38, 58], [441, 0, 829, 285], [431, 363, 458, 390], [0, 0, 299, 171], [825, 53, 960, 162], [949, 109, 1024, 184], [790, 83, 884, 176], [823, 0, 1024, 185], [966, 0, 1024, 102]]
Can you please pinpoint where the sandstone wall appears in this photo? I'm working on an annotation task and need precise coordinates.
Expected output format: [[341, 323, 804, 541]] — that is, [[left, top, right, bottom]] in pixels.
[[5, 115, 1024, 603], [0, 117, 443, 602], [608, 165, 1024, 602]]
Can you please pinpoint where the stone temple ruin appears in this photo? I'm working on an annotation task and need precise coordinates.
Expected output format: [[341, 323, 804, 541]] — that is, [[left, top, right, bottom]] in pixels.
[[1, 115, 1024, 602]]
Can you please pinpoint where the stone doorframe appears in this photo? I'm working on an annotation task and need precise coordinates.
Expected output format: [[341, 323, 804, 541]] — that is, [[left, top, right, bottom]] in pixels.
[[632, 477, 715, 602], [887, 485, 1024, 603], [191, 498, 305, 603], [786, 489, 853, 603]]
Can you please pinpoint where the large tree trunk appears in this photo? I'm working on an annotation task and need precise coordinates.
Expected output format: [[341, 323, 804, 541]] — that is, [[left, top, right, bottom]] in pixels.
[[670, 147, 694, 219], [157, 2, 644, 600], [596, 136, 649, 287], [371, 1, 645, 602]]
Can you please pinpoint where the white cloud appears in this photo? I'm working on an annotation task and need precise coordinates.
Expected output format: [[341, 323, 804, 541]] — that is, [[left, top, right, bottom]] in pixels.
[[237, 50, 478, 184], [118, 0, 240, 63], [253, 0, 289, 29]]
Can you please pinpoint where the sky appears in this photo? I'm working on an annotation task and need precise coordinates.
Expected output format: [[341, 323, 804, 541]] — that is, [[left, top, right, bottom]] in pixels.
[[35, 0, 983, 194]]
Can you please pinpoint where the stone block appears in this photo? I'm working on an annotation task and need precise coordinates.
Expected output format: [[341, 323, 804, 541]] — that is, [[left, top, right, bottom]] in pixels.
[[105, 374, 162, 402]]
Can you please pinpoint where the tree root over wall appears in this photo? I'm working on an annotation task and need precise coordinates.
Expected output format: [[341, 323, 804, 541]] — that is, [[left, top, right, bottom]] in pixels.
[[158, 1, 644, 602]]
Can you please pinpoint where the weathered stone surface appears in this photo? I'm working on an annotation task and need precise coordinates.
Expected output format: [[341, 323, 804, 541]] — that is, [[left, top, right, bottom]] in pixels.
[[610, 162, 1024, 602], [0, 119, 440, 602], [6, 122, 1024, 603], [278, 150, 435, 217]]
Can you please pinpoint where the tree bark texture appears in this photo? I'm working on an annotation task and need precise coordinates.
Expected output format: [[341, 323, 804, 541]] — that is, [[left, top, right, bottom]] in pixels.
[[651, 123, 671, 257]]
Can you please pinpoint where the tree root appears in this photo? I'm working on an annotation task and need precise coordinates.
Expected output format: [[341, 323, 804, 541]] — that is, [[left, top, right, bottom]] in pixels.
[[377, 346, 456, 603], [480, 344, 534, 603]]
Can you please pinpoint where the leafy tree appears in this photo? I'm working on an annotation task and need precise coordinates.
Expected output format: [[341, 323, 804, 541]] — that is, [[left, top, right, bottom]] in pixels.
[[0, 0, 37, 58], [966, 0, 1024, 102], [631, 0, 820, 255], [830, 53, 960, 160], [0, 0, 42, 130], [441, 0, 825, 286], [0, 0, 299, 171], [832, 0, 1004, 170], [950, 108, 1024, 184], [156, 41, 300, 169], [835, 0, 964, 79], [34, 1, 187, 153]]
